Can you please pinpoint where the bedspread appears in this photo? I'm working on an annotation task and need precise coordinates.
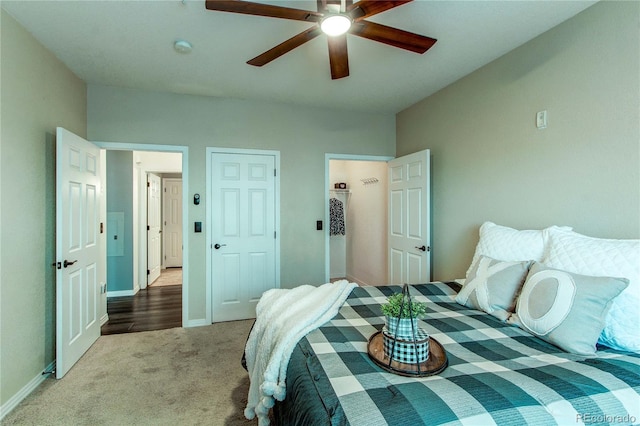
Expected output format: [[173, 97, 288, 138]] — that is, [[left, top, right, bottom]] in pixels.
[[274, 282, 640, 426]]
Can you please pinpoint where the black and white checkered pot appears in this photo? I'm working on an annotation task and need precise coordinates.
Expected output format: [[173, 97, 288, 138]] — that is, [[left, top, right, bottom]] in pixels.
[[385, 316, 419, 339], [382, 327, 430, 364]]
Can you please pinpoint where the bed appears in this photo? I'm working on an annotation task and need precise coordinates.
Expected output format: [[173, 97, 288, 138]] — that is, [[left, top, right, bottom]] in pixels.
[[246, 223, 640, 426], [272, 281, 639, 425]]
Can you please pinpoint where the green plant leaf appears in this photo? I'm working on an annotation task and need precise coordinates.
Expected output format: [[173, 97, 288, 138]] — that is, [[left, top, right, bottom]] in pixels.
[[380, 292, 427, 319]]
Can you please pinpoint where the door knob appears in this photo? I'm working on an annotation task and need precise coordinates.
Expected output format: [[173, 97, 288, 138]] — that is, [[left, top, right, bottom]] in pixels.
[[63, 259, 78, 268], [415, 245, 427, 252], [214, 243, 226, 250]]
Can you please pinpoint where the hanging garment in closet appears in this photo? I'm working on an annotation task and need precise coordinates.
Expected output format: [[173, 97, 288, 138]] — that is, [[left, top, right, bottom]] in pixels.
[[329, 198, 345, 236]]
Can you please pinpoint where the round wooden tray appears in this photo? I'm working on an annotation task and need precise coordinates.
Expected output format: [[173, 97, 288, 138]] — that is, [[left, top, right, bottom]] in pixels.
[[367, 331, 448, 377]]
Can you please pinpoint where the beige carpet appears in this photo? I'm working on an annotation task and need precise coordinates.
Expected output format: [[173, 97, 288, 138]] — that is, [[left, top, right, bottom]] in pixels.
[[3, 320, 256, 425], [150, 268, 182, 287]]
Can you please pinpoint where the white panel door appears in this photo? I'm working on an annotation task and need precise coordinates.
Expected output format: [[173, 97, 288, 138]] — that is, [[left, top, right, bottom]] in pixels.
[[163, 178, 183, 268], [388, 149, 430, 284], [147, 173, 162, 284], [55, 127, 102, 379], [211, 152, 276, 322]]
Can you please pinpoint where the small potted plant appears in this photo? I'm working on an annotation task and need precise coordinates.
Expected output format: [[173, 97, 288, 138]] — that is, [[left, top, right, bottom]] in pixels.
[[381, 292, 427, 339]]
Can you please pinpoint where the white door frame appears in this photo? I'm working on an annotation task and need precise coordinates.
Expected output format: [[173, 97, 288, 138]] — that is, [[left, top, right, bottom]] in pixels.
[[324, 153, 394, 283], [205, 147, 281, 324], [95, 142, 190, 327]]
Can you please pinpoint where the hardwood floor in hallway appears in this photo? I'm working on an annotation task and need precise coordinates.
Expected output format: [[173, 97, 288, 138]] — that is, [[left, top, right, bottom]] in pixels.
[[101, 284, 182, 335]]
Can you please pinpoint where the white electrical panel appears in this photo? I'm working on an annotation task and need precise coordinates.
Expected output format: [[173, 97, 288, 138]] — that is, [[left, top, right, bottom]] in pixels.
[[107, 212, 124, 256]]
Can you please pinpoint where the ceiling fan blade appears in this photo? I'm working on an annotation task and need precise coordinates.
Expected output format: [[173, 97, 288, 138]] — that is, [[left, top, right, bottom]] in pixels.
[[347, 0, 412, 21], [350, 21, 436, 54], [205, 0, 321, 22], [327, 34, 349, 80], [247, 26, 323, 67]]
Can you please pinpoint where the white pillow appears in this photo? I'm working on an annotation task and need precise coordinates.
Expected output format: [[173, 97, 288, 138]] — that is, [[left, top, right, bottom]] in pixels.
[[542, 228, 640, 353], [509, 262, 628, 356], [466, 222, 571, 279], [456, 256, 531, 321]]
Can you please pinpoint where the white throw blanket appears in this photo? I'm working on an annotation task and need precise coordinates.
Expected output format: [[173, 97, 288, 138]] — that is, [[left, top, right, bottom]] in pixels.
[[244, 280, 357, 425]]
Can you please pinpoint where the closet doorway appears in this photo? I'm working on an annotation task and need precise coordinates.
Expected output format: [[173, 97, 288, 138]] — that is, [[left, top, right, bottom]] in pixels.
[[326, 155, 393, 286]]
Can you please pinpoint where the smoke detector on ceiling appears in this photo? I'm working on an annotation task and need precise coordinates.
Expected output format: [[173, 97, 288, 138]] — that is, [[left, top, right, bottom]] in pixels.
[[174, 40, 192, 54]]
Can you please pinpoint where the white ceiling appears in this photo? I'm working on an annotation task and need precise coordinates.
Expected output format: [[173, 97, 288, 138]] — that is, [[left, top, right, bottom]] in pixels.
[[2, 0, 596, 113]]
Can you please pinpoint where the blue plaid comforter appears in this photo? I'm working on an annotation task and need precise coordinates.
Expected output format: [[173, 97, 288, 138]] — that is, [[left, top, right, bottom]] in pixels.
[[276, 282, 640, 426]]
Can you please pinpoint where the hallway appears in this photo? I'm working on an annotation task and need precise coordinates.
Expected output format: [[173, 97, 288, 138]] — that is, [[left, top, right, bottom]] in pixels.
[[101, 269, 182, 335]]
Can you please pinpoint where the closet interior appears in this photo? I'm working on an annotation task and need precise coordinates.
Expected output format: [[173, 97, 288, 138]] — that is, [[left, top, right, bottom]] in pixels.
[[329, 159, 388, 286]]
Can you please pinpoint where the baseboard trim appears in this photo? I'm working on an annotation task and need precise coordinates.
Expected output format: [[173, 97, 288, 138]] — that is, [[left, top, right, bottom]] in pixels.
[[100, 313, 109, 326], [185, 318, 210, 328], [346, 275, 369, 287], [0, 361, 55, 420], [107, 289, 136, 298]]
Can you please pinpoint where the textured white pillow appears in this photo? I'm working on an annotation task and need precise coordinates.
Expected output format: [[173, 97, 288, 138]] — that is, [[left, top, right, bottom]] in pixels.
[[466, 222, 571, 279], [456, 256, 532, 321], [542, 228, 640, 353]]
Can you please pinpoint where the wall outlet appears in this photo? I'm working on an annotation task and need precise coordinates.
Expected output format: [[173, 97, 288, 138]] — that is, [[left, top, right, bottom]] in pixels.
[[536, 110, 548, 129]]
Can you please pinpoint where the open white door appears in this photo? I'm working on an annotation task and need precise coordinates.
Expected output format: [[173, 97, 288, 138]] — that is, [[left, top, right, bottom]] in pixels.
[[55, 127, 102, 378], [163, 178, 183, 268], [147, 173, 162, 284], [211, 152, 277, 322], [388, 149, 431, 284]]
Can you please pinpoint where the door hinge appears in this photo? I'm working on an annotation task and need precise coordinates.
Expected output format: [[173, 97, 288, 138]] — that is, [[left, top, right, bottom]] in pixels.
[[147, 269, 150, 275], [147, 225, 150, 231], [274, 169, 276, 177], [274, 231, 276, 239], [147, 181, 150, 187], [100, 222, 104, 234]]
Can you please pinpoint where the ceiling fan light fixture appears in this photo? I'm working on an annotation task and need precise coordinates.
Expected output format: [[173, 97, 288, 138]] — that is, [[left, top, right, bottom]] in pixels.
[[320, 15, 352, 37]]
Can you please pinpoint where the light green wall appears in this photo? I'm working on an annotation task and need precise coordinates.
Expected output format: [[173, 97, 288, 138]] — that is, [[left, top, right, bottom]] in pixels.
[[87, 85, 396, 322], [397, 1, 640, 280], [106, 151, 134, 292], [0, 10, 87, 407]]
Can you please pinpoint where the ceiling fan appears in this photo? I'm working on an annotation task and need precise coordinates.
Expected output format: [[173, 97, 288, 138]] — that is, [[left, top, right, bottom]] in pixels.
[[205, 0, 437, 79]]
